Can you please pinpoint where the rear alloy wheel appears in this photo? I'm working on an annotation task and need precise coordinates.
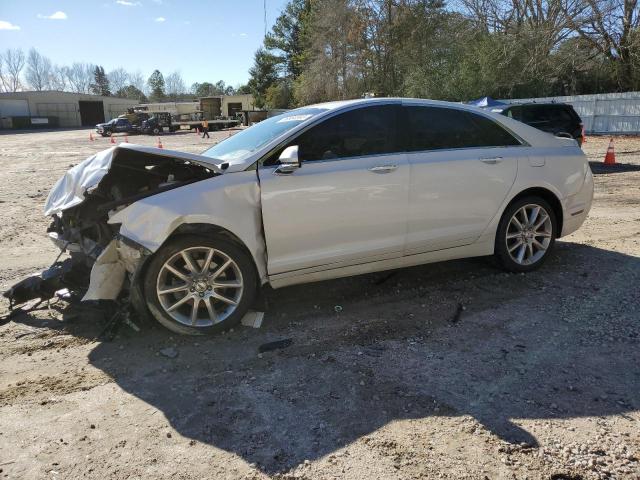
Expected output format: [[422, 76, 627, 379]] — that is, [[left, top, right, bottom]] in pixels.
[[495, 197, 556, 272], [144, 235, 257, 335]]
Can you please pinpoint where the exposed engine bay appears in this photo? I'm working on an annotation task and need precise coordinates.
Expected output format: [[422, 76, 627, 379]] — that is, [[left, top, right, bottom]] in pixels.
[[4, 145, 221, 310]]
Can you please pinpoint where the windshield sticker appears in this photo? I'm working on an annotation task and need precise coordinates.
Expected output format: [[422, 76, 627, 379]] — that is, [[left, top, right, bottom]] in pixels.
[[276, 114, 313, 123]]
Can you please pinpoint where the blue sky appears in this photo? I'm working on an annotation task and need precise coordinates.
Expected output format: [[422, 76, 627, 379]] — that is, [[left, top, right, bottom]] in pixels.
[[0, 0, 289, 88]]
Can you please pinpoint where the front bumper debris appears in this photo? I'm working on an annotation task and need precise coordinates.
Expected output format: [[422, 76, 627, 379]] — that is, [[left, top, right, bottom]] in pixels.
[[2, 259, 88, 307], [3, 237, 148, 309]]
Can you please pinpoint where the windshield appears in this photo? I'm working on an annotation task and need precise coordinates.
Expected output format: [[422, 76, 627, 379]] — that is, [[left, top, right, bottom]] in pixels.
[[201, 107, 328, 162]]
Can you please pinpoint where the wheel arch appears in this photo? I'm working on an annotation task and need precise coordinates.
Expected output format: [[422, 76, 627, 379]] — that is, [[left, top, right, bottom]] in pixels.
[[128, 223, 263, 324], [506, 187, 563, 237]]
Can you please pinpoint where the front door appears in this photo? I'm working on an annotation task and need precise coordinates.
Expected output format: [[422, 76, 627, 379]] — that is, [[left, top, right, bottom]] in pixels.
[[403, 104, 521, 254], [259, 104, 409, 275]]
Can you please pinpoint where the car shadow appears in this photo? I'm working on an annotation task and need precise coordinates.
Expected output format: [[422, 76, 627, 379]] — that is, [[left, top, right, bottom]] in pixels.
[[589, 161, 640, 174], [6, 243, 640, 474]]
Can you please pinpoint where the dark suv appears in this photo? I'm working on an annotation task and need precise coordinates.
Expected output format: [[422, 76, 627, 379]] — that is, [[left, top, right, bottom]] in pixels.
[[491, 103, 584, 146]]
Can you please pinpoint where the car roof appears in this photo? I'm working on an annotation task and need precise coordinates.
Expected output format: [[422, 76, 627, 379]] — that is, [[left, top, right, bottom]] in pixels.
[[305, 97, 493, 114], [502, 102, 572, 108]]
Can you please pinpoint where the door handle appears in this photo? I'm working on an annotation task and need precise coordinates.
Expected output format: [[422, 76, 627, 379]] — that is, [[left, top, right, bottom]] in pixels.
[[368, 164, 398, 173], [480, 157, 503, 164]]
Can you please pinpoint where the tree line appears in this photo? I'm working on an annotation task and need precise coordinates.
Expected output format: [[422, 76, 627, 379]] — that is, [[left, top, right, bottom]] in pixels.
[[245, 0, 640, 109], [0, 47, 246, 103]]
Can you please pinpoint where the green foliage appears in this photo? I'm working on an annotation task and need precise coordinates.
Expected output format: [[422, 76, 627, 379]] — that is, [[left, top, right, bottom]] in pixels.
[[247, 48, 280, 108], [90, 65, 111, 96], [264, 0, 311, 78], [249, 0, 640, 107], [147, 69, 165, 102], [236, 84, 252, 94], [191, 80, 236, 97], [115, 85, 148, 103], [265, 81, 292, 108]]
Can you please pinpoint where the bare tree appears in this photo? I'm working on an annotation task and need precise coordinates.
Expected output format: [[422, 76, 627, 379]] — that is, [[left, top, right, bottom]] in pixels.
[[108, 68, 129, 93], [564, 0, 640, 90], [49, 65, 68, 91], [25, 48, 52, 91], [165, 71, 186, 98], [64, 62, 94, 93], [0, 61, 8, 92], [0, 48, 26, 92], [128, 70, 147, 94]]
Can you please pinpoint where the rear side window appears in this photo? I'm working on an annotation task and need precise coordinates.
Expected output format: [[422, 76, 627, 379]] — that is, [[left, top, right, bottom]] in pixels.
[[522, 105, 551, 123], [504, 106, 522, 121], [295, 104, 400, 161], [404, 106, 520, 151], [551, 106, 578, 123]]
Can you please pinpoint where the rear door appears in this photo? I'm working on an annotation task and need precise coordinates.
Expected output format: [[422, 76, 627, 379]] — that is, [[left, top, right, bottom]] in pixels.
[[259, 104, 409, 275], [551, 105, 582, 138], [403, 104, 522, 254], [522, 105, 553, 133], [115, 119, 130, 132]]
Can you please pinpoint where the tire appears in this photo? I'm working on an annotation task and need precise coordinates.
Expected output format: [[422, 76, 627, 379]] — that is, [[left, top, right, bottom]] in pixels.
[[494, 196, 557, 273], [152, 127, 160, 135], [143, 235, 258, 335]]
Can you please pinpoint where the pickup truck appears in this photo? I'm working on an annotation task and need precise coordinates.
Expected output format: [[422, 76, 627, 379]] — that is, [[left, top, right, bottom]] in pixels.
[[96, 118, 139, 137]]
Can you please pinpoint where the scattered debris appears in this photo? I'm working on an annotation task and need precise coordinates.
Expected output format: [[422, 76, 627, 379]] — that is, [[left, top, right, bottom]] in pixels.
[[450, 303, 464, 324], [258, 338, 293, 353], [159, 347, 179, 359], [241, 310, 264, 328], [97, 302, 139, 341], [374, 272, 397, 285]]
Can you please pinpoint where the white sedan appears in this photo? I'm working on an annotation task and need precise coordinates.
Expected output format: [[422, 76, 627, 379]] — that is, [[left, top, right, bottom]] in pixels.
[[8, 98, 593, 335]]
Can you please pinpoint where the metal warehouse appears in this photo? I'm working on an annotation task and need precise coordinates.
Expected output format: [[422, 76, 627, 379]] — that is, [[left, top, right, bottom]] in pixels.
[[0, 91, 139, 129]]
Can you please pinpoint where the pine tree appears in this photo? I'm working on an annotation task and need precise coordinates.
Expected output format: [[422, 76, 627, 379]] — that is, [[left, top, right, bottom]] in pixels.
[[90, 66, 111, 96], [148, 70, 166, 102], [247, 49, 280, 108]]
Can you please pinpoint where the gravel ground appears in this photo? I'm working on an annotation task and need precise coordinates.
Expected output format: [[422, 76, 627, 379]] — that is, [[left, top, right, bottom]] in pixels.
[[0, 130, 638, 480]]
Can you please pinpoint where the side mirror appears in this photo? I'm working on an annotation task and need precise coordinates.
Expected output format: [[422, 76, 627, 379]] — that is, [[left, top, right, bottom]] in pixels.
[[274, 145, 301, 175]]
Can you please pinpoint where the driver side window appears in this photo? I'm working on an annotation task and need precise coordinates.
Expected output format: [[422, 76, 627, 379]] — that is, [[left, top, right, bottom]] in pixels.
[[294, 104, 400, 162]]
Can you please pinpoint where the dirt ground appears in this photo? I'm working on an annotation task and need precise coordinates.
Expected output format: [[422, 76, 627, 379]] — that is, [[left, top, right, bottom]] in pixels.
[[0, 129, 638, 480]]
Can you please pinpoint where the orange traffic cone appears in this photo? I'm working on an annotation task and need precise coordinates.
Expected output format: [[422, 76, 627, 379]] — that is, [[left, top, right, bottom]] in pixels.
[[157, 137, 163, 149], [124, 134, 129, 143], [604, 138, 616, 165], [110, 135, 116, 144], [89, 132, 94, 141]]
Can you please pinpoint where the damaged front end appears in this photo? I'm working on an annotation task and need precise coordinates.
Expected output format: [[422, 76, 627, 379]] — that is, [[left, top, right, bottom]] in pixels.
[[3, 144, 221, 312]]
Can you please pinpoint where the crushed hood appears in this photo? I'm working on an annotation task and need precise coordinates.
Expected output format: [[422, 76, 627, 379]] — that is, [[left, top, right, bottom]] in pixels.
[[44, 144, 223, 216]]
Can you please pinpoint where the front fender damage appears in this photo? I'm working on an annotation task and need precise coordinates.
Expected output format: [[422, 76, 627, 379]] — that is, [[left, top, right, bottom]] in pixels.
[[3, 144, 217, 316], [3, 145, 266, 330], [83, 237, 146, 301]]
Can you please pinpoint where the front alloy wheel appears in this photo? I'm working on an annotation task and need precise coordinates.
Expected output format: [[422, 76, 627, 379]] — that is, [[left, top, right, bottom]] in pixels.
[[144, 235, 257, 335], [495, 196, 557, 272]]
